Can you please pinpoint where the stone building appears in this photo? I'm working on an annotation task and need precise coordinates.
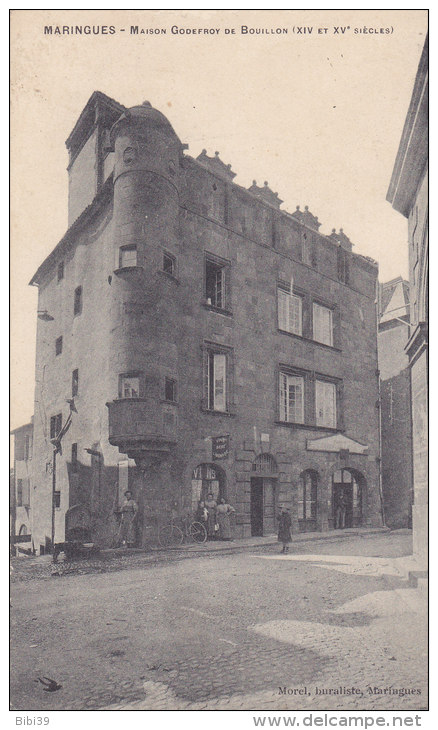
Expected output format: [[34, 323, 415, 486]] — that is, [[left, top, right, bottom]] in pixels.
[[29, 91, 382, 553], [10, 421, 33, 554], [387, 36, 428, 565], [378, 277, 412, 528]]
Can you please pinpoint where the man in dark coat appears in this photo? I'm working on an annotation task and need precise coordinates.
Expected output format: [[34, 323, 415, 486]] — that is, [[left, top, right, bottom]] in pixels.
[[277, 506, 292, 554]]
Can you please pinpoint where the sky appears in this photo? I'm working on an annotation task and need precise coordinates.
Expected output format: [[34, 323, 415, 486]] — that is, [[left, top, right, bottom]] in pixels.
[[10, 9, 428, 430]]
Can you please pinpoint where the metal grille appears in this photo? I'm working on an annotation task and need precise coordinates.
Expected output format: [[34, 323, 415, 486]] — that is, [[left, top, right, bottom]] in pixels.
[[252, 454, 278, 474]]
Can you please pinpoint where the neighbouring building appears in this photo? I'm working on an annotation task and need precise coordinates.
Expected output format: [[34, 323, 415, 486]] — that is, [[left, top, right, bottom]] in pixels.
[[29, 91, 383, 553], [378, 277, 413, 528], [10, 421, 33, 554], [387, 36, 428, 566]]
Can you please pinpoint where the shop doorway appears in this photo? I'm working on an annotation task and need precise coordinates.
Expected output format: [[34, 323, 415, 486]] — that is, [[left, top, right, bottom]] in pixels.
[[298, 470, 318, 532], [191, 464, 226, 513], [332, 468, 363, 528], [250, 454, 278, 536]]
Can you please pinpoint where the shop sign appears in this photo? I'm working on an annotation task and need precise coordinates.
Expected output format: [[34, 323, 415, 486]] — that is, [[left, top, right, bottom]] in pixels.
[[212, 435, 230, 460]]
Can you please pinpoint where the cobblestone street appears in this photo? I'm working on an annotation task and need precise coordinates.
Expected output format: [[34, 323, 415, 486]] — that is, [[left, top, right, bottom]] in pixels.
[[10, 531, 427, 712]]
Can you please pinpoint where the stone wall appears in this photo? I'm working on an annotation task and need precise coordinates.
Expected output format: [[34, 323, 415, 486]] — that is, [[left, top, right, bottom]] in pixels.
[[31, 103, 382, 550]]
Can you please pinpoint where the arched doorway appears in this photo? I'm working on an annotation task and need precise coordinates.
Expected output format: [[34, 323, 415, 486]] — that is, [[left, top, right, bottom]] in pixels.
[[191, 463, 226, 513], [332, 468, 364, 528], [298, 470, 319, 532], [250, 454, 278, 536]]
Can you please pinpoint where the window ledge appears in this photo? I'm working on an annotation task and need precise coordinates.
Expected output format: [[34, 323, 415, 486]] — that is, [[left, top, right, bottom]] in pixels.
[[160, 399, 178, 406], [158, 269, 180, 284], [114, 266, 144, 276], [275, 421, 344, 433], [202, 302, 233, 317], [277, 329, 341, 352], [201, 407, 236, 417]]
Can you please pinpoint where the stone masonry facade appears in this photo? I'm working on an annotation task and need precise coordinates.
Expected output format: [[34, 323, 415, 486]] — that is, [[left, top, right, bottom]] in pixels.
[[378, 278, 413, 529], [386, 36, 428, 565], [29, 92, 382, 553]]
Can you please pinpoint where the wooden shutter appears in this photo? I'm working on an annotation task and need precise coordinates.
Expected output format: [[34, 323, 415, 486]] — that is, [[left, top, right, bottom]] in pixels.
[[213, 353, 226, 411], [279, 372, 288, 421], [224, 264, 231, 311], [316, 381, 336, 427], [278, 288, 288, 331], [22, 479, 30, 507]]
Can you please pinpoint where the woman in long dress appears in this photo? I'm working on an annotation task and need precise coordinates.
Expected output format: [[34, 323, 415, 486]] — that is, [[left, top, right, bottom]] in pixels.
[[117, 490, 138, 547], [277, 506, 292, 554], [204, 492, 217, 540], [216, 498, 235, 540]]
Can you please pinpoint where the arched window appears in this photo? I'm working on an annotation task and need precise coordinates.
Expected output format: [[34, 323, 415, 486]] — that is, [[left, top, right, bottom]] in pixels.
[[298, 470, 318, 530], [252, 454, 278, 474], [18, 524, 29, 536]]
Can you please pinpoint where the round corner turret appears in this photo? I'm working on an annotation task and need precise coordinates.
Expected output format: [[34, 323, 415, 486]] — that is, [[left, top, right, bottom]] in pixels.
[[111, 101, 182, 189]]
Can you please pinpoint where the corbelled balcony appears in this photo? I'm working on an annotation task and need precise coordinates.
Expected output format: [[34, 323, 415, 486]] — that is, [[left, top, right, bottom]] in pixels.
[[106, 398, 177, 458]]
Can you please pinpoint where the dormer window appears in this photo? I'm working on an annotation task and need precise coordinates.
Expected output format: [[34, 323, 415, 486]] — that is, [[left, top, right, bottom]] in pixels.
[[337, 247, 350, 284]]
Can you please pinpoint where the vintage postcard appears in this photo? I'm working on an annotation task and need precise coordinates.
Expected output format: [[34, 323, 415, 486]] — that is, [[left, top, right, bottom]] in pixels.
[[10, 8, 428, 718]]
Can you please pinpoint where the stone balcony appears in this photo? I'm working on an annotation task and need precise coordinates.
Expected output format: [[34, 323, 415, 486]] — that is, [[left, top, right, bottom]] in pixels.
[[106, 398, 177, 459]]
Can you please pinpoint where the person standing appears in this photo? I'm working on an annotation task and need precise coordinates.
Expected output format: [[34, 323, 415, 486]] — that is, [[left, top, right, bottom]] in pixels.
[[336, 491, 347, 529], [117, 490, 138, 547], [216, 498, 235, 540], [204, 492, 217, 540], [196, 500, 208, 525], [277, 506, 292, 554]]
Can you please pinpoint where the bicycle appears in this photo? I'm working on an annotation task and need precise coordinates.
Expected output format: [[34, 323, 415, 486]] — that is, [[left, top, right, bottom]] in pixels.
[[158, 515, 207, 547]]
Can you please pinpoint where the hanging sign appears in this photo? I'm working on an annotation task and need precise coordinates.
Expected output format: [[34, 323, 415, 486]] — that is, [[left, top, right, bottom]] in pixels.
[[212, 435, 230, 460]]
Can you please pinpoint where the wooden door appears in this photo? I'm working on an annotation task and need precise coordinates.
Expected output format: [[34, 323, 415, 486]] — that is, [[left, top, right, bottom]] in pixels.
[[250, 478, 263, 536], [263, 478, 276, 534]]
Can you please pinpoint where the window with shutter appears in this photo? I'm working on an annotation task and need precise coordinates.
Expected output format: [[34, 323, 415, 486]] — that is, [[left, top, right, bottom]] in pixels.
[[50, 413, 63, 439], [315, 380, 337, 428], [313, 303, 333, 346], [278, 287, 302, 335], [207, 352, 226, 411], [16, 479, 23, 507], [279, 372, 304, 423], [119, 245, 137, 268], [203, 345, 232, 412], [205, 255, 231, 311], [22, 479, 30, 507]]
